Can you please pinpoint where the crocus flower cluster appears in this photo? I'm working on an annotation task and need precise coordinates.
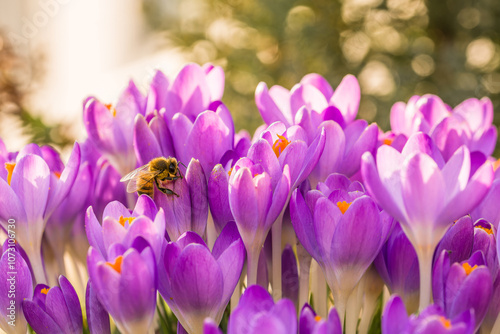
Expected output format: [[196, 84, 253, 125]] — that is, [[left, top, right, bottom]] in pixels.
[[1, 62, 500, 334]]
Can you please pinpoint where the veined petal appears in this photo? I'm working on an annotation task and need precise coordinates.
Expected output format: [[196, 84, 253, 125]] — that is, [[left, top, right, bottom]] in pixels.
[[133, 114, 162, 166], [329, 74, 360, 124], [400, 152, 445, 229]]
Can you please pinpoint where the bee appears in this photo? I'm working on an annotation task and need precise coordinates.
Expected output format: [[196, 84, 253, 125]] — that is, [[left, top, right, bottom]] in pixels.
[[120, 157, 184, 198]]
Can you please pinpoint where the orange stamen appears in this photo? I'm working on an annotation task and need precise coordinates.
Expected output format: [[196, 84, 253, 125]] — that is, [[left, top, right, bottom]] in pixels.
[[475, 225, 493, 235], [106, 256, 123, 273], [40, 288, 50, 295], [5, 163, 15, 185], [118, 216, 135, 227], [53, 171, 61, 179], [493, 159, 500, 171], [272, 134, 290, 158], [314, 315, 322, 322], [228, 168, 233, 177], [462, 263, 478, 276], [383, 138, 393, 146], [439, 316, 451, 329], [105, 103, 117, 117], [336, 201, 351, 214]]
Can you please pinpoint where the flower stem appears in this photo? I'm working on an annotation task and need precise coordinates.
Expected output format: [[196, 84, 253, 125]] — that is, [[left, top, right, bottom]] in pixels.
[[311, 261, 327, 318], [416, 245, 434, 311], [247, 247, 260, 286], [345, 287, 358, 334], [297, 244, 312, 312], [29, 250, 47, 285], [271, 210, 284, 301]]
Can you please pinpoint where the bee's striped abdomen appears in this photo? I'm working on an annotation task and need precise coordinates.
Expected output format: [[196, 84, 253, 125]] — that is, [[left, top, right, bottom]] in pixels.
[[137, 171, 155, 198]]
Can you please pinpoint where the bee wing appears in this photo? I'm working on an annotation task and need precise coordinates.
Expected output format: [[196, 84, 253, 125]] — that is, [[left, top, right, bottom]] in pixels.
[[124, 170, 161, 194], [120, 164, 150, 182]]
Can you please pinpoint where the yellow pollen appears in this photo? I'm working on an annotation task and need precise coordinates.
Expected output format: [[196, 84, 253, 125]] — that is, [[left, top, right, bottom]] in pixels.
[[228, 168, 233, 177], [272, 134, 290, 158], [475, 225, 493, 235], [462, 263, 478, 276], [118, 216, 135, 227], [336, 201, 351, 214], [383, 138, 393, 146], [5, 163, 15, 186], [439, 316, 451, 329], [314, 315, 321, 322], [41, 288, 50, 295], [105, 103, 117, 117], [106, 256, 123, 273]]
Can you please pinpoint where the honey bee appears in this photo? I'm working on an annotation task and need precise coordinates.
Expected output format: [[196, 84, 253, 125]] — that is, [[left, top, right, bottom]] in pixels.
[[120, 157, 184, 198]]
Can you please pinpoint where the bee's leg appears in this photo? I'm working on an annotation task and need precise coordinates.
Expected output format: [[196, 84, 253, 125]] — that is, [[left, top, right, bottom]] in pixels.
[[155, 178, 180, 197], [178, 161, 187, 179]]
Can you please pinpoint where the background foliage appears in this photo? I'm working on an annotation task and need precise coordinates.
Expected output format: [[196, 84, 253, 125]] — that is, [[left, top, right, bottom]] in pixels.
[[2, 0, 500, 151]]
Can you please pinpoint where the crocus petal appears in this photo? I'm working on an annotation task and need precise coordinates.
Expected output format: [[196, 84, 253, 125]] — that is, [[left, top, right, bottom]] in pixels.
[[86, 279, 111, 334], [290, 84, 328, 117], [186, 159, 208, 236], [171, 244, 223, 331], [400, 152, 445, 230], [58, 276, 82, 333], [437, 160, 493, 224], [134, 114, 162, 166], [205, 65, 225, 101], [401, 132, 445, 168], [300, 73, 334, 100], [85, 207, 107, 259], [45, 142, 81, 217], [339, 122, 378, 177], [255, 82, 290, 126], [293, 127, 326, 189], [281, 245, 299, 304], [312, 121, 345, 184], [208, 164, 234, 233], [149, 115, 176, 158], [170, 113, 194, 164], [330, 74, 360, 124], [22, 301, 63, 334], [290, 189, 320, 260], [247, 138, 282, 190], [11, 154, 50, 226], [381, 295, 409, 334]]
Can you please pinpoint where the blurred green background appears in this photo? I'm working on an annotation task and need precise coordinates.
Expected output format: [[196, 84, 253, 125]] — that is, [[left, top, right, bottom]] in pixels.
[[2, 0, 500, 150]]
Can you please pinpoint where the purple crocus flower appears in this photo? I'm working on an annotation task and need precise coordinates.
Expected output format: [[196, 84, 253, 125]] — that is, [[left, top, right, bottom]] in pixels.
[[361, 132, 493, 310], [85, 195, 166, 263], [290, 183, 392, 322], [87, 239, 157, 334], [168, 102, 234, 180], [228, 155, 290, 285], [299, 304, 342, 334], [433, 250, 492, 331], [153, 158, 208, 242], [0, 143, 81, 284], [83, 80, 145, 175], [433, 215, 474, 265], [255, 74, 360, 129], [158, 222, 245, 334], [0, 248, 32, 334], [382, 295, 475, 334], [203, 318, 223, 334], [374, 222, 420, 313], [472, 219, 498, 279], [160, 63, 225, 121], [227, 285, 297, 334], [23, 275, 82, 334], [390, 95, 497, 161]]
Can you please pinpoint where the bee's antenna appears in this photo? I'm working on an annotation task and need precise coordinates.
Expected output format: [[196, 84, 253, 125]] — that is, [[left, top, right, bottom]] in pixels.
[[179, 161, 187, 169]]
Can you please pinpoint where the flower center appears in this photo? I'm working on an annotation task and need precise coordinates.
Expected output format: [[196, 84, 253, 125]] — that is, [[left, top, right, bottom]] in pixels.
[[336, 201, 351, 214], [105, 103, 117, 117], [314, 315, 321, 322], [118, 216, 135, 227], [41, 288, 50, 295], [475, 225, 493, 235], [272, 134, 290, 158], [106, 256, 123, 273], [462, 262, 478, 276], [439, 316, 451, 329], [5, 163, 15, 185]]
